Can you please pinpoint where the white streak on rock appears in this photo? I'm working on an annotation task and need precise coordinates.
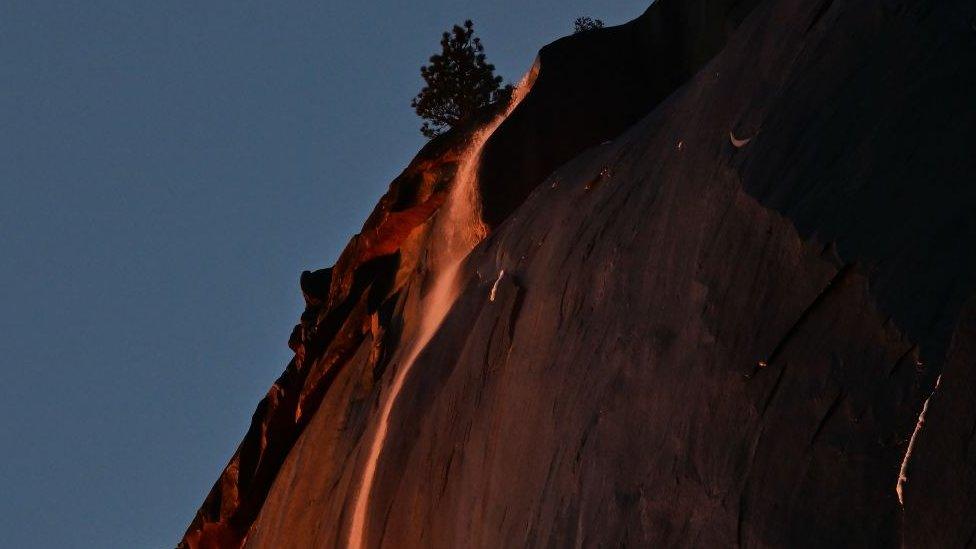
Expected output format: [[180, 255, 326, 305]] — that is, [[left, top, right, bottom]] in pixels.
[[896, 374, 942, 506], [489, 269, 506, 302]]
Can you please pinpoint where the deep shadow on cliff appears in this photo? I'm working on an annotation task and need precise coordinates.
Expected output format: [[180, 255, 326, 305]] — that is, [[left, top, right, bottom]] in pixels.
[[182, 0, 976, 547]]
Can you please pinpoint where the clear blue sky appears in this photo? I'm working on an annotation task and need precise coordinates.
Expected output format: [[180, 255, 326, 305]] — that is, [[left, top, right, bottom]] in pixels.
[[0, 2, 644, 547]]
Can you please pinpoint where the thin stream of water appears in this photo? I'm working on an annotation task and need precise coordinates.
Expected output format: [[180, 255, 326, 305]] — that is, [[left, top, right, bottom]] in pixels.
[[347, 62, 538, 549]]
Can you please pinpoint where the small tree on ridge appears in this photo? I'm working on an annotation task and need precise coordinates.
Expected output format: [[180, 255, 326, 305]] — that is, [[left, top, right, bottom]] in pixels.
[[412, 20, 511, 139], [573, 16, 605, 33]]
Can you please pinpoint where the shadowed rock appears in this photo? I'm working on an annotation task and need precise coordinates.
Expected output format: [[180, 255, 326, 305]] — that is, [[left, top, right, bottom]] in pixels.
[[182, 0, 976, 546]]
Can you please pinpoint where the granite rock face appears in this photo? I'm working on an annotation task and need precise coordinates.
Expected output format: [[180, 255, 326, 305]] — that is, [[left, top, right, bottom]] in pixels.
[[182, 0, 976, 547]]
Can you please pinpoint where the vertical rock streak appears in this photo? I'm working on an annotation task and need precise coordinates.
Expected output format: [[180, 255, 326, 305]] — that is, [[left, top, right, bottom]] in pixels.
[[347, 62, 538, 549], [896, 374, 942, 506]]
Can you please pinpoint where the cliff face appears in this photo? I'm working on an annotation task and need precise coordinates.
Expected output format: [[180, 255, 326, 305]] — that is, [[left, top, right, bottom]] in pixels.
[[182, 0, 976, 547]]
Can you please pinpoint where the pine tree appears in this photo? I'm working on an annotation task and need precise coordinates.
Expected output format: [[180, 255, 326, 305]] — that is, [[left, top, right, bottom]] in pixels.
[[573, 17, 605, 33], [411, 20, 511, 139]]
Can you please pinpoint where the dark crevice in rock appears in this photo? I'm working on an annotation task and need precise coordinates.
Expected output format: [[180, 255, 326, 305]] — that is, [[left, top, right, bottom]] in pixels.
[[767, 263, 856, 366], [809, 389, 846, 446], [805, 0, 836, 33]]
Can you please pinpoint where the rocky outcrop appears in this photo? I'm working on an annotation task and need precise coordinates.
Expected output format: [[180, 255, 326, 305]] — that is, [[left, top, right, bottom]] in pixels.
[[182, 0, 976, 546], [477, 0, 761, 227], [179, 128, 471, 549]]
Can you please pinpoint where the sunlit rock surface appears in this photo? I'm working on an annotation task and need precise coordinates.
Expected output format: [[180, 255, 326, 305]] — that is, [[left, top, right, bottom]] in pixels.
[[181, 0, 976, 547]]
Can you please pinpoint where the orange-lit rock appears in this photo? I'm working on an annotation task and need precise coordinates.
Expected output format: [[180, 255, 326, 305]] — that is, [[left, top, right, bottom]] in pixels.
[[179, 118, 471, 549]]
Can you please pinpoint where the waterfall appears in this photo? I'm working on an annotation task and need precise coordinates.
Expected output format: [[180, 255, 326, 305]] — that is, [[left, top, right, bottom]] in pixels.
[[347, 60, 538, 549]]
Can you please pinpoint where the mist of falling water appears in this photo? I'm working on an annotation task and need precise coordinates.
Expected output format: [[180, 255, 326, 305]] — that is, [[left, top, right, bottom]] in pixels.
[[347, 60, 538, 549]]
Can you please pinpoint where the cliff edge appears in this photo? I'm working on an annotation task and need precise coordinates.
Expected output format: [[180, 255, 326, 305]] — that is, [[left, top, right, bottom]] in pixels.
[[182, 0, 976, 546]]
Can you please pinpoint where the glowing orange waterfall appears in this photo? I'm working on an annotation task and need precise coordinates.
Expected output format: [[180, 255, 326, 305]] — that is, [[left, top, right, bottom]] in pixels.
[[347, 61, 538, 549]]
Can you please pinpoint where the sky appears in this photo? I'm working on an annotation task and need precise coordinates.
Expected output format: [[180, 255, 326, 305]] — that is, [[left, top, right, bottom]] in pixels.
[[0, 1, 646, 547]]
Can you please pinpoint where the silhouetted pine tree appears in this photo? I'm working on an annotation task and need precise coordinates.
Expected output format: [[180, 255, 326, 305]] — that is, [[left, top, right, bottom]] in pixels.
[[412, 20, 511, 139]]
